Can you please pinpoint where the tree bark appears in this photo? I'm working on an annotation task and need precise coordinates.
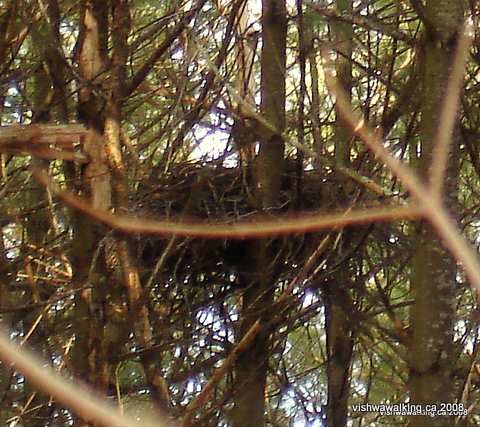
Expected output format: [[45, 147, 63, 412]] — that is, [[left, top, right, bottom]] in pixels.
[[107, 0, 172, 415], [232, 1, 286, 426], [325, 2, 355, 426], [408, 1, 465, 426], [71, 3, 110, 425]]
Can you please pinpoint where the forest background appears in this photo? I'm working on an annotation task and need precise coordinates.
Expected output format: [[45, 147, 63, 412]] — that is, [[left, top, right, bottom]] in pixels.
[[0, 1, 479, 427]]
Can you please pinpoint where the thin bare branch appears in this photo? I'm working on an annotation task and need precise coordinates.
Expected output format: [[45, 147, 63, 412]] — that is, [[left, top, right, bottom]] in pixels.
[[322, 46, 480, 293], [181, 320, 262, 427], [34, 168, 422, 239], [430, 24, 472, 197], [0, 330, 171, 427], [125, 0, 208, 97], [408, 0, 436, 34], [0, 124, 88, 161], [0, 124, 86, 144], [307, 3, 415, 46]]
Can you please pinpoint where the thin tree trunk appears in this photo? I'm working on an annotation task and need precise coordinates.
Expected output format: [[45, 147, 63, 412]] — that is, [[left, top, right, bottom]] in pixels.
[[332, 0, 353, 167], [232, 1, 286, 426], [231, 1, 257, 182], [408, 2, 465, 426], [106, 0, 172, 415], [20, 6, 63, 423], [325, 283, 354, 427], [325, 2, 354, 426], [71, 2, 110, 425]]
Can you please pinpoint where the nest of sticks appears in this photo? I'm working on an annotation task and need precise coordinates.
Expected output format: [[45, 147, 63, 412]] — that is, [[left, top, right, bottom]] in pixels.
[[130, 157, 375, 298]]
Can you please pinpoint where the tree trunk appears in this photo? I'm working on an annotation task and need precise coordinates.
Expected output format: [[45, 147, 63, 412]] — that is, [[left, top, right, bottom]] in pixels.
[[408, 2, 465, 426], [107, 0, 172, 415], [325, 2, 354, 426], [71, 2, 110, 425], [232, 1, 286, 426], [20, 6, 64, 424]]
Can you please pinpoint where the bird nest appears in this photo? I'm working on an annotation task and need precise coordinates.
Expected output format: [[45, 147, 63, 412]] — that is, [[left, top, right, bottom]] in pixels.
[[130, 157, 360, 292], [134, 157, 339, 218]]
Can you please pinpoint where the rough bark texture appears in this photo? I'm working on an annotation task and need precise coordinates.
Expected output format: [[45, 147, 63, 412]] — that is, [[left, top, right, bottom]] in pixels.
[[408, 1, 465, 426]]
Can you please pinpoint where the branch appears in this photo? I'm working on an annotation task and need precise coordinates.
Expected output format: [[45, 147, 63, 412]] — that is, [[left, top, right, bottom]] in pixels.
[[321, 47, 480, 295], [0, 124, 86, 144], [34, 168, 423, 239], [0, 330, 171, 427], [125, 0, 208, 97], [408, 0, 437, 35], [0, 124, 88, 162], [307, 3, 415, 46], [181, 320, 262, 427]]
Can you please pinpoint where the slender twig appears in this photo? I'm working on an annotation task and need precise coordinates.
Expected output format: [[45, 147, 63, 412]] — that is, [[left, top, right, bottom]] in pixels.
[[307, 3, 415, 46], [0, 330, 170, 427], [321, 45, 480, 293], [408, 0, 436, 34], [33, 170, 422, 238], [125, 0, 208, 97], [430, 24, 472, 197], [181, 320, 262, 427]]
